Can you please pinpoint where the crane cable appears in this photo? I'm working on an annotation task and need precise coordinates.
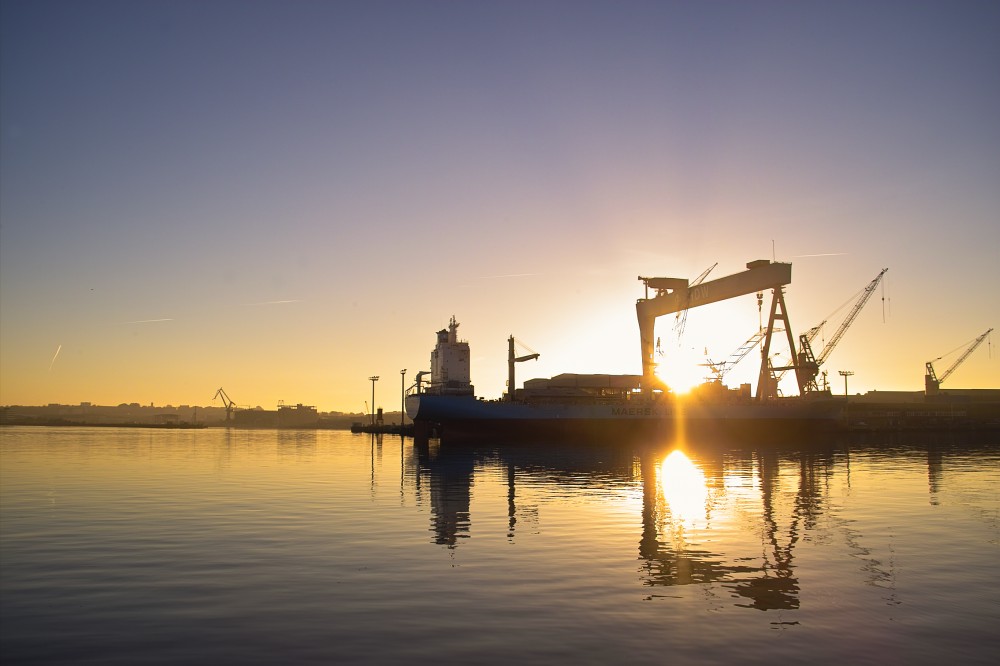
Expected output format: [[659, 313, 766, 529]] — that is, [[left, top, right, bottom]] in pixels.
[[810, 284, 867, 349], [881, 274, 890, 323], [513, 338, 537, 356], [932, 333, 987, 363]]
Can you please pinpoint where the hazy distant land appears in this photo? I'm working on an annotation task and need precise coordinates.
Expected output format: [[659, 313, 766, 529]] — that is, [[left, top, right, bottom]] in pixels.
[[0, 403, 401, 429]]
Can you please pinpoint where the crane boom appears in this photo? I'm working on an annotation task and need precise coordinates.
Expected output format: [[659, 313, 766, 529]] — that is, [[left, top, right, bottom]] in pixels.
[[939, 328, 992, 383], [727, 330, 765, 373], [815, 268, 888, 366], [692, 262, 719, 287], [674, 262, 719, 339], [709, 329, 765, 382], [925, 328, 993, 394], [796, 268, 887, 392]]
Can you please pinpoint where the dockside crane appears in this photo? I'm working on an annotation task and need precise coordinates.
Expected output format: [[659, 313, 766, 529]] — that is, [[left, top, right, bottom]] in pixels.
[[705, 328, 767, 383], [213, 387, 237, 422], [795, 268, 888, 394], [413, 371, 431, 394], [507, 336, 540, 401], [925, 328, 993, 395]]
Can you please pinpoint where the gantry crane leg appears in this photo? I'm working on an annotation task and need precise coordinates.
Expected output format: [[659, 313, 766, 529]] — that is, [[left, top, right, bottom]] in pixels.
[[756, 288, 802, 400]]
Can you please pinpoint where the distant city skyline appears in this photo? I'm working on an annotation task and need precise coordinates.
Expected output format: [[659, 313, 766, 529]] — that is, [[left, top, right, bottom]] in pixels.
[[1, 400, 383, 414], [2, 1, 997, 411]]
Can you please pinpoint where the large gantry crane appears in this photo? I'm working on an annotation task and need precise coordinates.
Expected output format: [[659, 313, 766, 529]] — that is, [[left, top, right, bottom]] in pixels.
[[925, 328, 993, 395], [637, 260, 804, 400]]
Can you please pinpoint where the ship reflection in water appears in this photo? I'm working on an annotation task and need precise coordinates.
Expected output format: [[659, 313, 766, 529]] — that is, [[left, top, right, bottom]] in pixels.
[[397, 431, 991, 615]]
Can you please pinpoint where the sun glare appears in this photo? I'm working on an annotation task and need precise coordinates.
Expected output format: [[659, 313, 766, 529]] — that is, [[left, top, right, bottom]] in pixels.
[[653, 350, 707, 394], [659, 450, 708, 523]]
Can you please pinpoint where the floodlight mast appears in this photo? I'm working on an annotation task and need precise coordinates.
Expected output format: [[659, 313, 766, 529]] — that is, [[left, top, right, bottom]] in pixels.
[[369, 376, 380, 426]]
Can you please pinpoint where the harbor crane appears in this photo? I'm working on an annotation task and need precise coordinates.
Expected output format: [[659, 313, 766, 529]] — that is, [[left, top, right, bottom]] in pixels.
[[507, 336, 540, 402], [925, 328, 993, 395], [213, 387, 237, 422], [412, 370, 431, 394], [794, 268, 888, 394], [705, 328, 767, 383]]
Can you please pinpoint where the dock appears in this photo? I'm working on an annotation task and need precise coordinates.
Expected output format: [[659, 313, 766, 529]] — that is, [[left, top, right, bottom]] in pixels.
[[350, 422, 415, 436]]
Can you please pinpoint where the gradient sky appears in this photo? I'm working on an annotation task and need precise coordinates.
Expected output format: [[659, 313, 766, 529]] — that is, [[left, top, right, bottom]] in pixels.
[[2, 0, 998, 412]]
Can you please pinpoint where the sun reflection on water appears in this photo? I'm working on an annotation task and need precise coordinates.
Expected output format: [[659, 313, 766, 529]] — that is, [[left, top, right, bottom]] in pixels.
[[659, 450, 708, 524]]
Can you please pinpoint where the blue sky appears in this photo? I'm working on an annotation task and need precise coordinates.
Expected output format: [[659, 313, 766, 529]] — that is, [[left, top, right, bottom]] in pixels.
[[2, 0, 997, 410]]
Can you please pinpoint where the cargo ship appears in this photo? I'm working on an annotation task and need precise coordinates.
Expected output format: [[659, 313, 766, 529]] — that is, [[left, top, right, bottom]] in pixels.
[[406, 260, 847, 444], [407, 379, 842, 443]]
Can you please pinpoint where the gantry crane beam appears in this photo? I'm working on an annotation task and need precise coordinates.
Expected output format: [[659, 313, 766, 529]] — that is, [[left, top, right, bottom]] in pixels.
[[637, 260, 794, 393]]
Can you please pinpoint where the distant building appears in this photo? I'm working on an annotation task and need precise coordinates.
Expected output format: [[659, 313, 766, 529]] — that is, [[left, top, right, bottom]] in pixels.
[[855, 389, 1000, 404], [232, 403, 318, 429]]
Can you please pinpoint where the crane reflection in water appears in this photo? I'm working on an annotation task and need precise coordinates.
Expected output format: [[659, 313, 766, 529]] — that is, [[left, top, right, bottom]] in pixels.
[[637, 445, 839, 611], [399, 434, 938, 612]]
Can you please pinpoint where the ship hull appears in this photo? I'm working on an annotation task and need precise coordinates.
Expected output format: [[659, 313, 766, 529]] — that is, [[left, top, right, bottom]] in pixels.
[[406, 393, 844, 444]]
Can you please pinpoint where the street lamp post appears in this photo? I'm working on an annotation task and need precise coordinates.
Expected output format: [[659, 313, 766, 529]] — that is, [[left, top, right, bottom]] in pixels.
[[838, 370, 854, 402], [400, 369, 407, 426], [369, 376, 379, 426]]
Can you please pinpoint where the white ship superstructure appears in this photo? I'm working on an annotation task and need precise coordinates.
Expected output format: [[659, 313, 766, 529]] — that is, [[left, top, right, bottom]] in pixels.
[[428, 316, 474, 396]]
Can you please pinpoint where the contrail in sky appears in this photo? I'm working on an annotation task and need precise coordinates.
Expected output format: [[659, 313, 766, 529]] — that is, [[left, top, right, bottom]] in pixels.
[[120, 318, 174, 324], [793, 253, 848, 258], [48, 344, 62, 372], [477, 273, 538, 279], [246, 299, 302, 306]]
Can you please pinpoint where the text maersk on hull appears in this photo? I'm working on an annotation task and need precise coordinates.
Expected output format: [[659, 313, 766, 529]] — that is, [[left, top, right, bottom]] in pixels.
[[611, 407, 666, 417]]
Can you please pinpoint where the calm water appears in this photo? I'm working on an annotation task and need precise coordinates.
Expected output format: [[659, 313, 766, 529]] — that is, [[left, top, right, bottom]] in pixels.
[[1, 426, 998, 665]]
